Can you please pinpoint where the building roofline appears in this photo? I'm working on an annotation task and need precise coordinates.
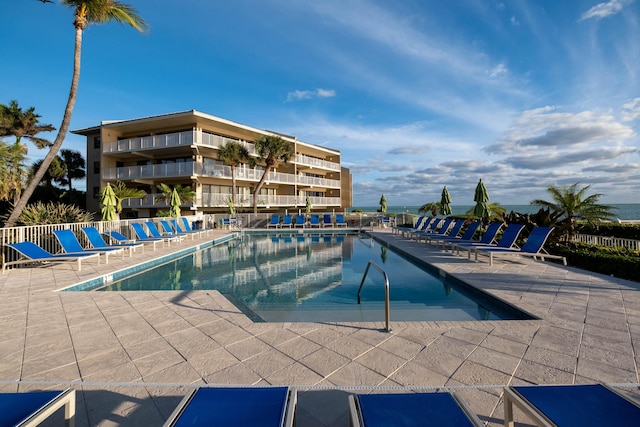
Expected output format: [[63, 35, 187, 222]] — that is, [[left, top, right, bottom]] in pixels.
[[71, 109, 340, 155]]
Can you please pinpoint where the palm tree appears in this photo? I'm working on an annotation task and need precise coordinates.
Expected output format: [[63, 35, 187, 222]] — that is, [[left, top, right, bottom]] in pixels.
[[418, 202, 440, 217], [111, 180, 146, 215], [155, 183, 195, 206], [218, 141, 253, 208], [252, 135, 293, 214], [0, 142, 29, 204], [4, 1, 147, 227], [59, 149, 86, 191], [29, 157, 67, 190], [530, 183, 616, 240], [0, 100, 55, 149], [0, 100, 55, 204]]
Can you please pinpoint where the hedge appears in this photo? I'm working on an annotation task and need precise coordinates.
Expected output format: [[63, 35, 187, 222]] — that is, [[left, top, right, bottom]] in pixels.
[[549, 242, 640, 282], [578, 223, 640, 240]]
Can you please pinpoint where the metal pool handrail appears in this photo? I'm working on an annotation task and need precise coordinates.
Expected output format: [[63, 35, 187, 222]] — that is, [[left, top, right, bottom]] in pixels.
[[357, 260, 391, 332]]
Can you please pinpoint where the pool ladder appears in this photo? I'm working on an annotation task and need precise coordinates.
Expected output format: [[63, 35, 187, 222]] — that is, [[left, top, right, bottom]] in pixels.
[[357, 260, 391, 332]]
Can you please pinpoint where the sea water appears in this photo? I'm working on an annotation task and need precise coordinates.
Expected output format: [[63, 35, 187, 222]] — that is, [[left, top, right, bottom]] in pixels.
[[352, 204, 640, 221]]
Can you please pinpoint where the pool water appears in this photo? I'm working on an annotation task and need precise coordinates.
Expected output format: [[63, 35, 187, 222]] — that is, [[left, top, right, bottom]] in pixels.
[[95, 233, 531, 322]]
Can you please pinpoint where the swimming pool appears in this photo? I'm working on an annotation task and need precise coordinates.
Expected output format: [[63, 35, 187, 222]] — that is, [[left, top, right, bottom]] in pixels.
[[74, 232, 532, 322]]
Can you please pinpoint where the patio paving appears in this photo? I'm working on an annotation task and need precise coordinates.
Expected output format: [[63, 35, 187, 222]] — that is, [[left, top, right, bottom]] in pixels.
[[1, 227, 639, 426]]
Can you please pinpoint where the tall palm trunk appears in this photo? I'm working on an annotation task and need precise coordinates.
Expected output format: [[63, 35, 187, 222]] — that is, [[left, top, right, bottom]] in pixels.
[[253, 165, 272, 214], [4, 27, 82, 227], [230, 163, 237, 207]]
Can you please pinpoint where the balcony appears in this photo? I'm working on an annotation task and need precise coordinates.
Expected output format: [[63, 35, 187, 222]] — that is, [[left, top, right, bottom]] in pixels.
[[295, 153, 341, 171], [103, 130, 341, 171], [121, 192, 341, 209], [104, 162, 342, 188]]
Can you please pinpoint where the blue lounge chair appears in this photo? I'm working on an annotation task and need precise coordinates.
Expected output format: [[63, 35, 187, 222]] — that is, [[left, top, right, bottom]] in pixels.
[[81, 226, 144, 256], [458, 223, 525, 260], [449, 222, 503, 253], [145, 221, 182, 244], [394, 215, 425, 235], [503, 384, 640, 427], [267, 214, 280, 228], [294, 214, 306, 228], [335, 213, 347, 227], [0, 388, 76, 427], [172, 219, 209, 238], [420, 219, 465, 244], [164, 387, 296, 427], [132, 223, 171, 247], [349, 392, 483, 427], [322, 214, 333, 227], [473, 226, 567, 265], [108, 229, 163, 251], [402, 217, 433, 238], [413, 217, 450, 240], [280, 215, 293, 228], [433, 221, 481, 249], [53, 229, 124, 262], [409, 217, 441, 239], [160, 220, 193, 240], [309, 214, 321, 228], [181, 217, 215, 235], [3, 241, 100, 272]]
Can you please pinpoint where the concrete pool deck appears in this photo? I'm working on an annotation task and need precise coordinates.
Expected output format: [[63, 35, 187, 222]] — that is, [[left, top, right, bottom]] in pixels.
[[1, 227, 639, 426]]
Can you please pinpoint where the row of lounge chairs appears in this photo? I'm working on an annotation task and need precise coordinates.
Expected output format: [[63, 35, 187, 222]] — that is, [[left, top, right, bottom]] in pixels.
[[2, 217, 209, 272], [397, 216, 567, 266], [8, 383, 640, 426], [267, 214, 348, 228]]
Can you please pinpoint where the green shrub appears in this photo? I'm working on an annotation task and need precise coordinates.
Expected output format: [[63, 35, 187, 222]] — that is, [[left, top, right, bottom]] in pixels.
[[578, 223, 640, 240], [14, 201, 94, 225], [549, 242, 640, 282]]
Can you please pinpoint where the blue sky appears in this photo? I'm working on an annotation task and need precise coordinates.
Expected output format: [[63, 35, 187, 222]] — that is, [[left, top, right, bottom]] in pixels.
[[2, 0, 639, 206]]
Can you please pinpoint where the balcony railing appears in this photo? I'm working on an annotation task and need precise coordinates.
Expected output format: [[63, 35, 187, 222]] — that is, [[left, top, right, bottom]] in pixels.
[[121, 192, 341, 209], [295, 153, 341, 171], [104, 162, 341, 188], [103, 130, 341, 171]]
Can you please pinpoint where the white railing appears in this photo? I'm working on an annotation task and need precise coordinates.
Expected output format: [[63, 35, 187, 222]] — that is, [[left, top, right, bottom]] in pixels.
[[198, 193, 341, 208], [103, 162, 196, 180], [104, 130, 341, 171], [295, 153, 340, 171], [104, 162, 342, 188], [574, 234, 640, 251]]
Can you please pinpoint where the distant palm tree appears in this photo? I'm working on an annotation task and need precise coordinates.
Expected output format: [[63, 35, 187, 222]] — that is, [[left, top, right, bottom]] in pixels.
[[29, 157, 67, 190], [0, 100, 55, 204], [531, 183, 616, 240], [4, 1, 147, 227], [59, 149, 86, 191], [112, 181, 146, 215], [418, 201, 440, 217], [253, 135, 293, 214], [0, 100, 55, 148], [218, 141, 253, 208]]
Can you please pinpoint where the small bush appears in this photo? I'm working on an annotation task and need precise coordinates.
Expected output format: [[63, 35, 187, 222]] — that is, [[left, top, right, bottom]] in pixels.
[[549, 242, 640, 282], [578, 223, 640, 240], [16, 202, 93, 225]]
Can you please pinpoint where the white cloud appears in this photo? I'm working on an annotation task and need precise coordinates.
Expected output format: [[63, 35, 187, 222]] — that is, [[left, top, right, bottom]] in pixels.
[[486, 106, 636, 154], [285, 88, 336, 102], [622, 97, 640, 121], [579, 0, 632, 21]]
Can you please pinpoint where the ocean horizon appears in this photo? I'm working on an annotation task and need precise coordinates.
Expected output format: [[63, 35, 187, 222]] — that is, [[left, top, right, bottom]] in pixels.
[[350, 203, 640, 221]]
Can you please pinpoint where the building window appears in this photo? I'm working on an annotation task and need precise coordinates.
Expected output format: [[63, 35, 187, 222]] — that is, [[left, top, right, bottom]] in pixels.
[[93, 136, 101, 149], [93, 186, 100, 199], [93, 161, 100, 174]]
